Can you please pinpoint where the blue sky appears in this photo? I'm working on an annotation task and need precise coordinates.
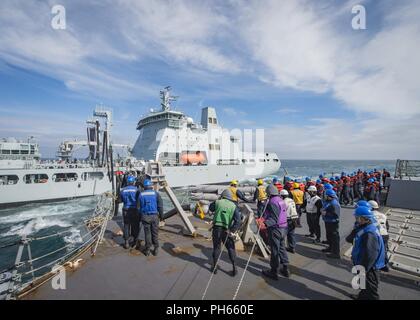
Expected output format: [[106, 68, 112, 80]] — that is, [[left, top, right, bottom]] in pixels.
[[0, 0, 419, 159]]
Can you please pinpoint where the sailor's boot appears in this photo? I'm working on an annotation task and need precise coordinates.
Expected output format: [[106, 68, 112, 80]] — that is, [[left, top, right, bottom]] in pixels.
[[280, 265, 290, 278], [123, 240, 129, 249], [152, 246, 159, 256], [231, 264, 237, 277], [143, 248, 151, 256], [262, 268, 278, 280]]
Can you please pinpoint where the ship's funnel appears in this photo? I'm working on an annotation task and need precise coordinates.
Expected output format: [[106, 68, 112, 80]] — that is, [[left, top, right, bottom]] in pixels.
[[201, 107, 218, 129]]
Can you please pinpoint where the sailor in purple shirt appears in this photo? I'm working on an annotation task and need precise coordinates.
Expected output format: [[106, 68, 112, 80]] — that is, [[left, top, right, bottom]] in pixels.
[[261, 184, 290, 280]]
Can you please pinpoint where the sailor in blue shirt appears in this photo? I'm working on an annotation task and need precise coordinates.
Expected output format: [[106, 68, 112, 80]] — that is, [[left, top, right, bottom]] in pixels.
[[119, 175, 140, 249], [350, 206, 385, 300], [321, 189, 341, 259], [138, 179, 164, 256]]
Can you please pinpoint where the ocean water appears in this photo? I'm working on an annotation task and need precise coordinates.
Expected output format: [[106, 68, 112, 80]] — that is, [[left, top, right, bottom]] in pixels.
[[0, 160, 396, 276]]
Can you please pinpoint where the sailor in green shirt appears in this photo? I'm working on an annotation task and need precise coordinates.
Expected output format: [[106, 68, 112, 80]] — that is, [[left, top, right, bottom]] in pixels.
[[209, 189, 242, 277]]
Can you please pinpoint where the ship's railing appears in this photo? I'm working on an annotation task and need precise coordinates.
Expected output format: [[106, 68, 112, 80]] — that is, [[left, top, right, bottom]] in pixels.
[[0, 192, 115, 300], [394, 160, 420, 179]]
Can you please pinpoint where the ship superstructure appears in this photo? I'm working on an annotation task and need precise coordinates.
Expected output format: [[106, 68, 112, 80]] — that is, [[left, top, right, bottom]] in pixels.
[[132, 87, 280, 186]]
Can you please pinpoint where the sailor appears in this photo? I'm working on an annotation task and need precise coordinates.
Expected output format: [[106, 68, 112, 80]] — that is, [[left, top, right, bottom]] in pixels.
[[280, 189, 299, 254], [304, 185, 323, 243], [253, 179, 268, 218], [368, 200, 390, 272], [272, 177, 283, 192], [138, 179, 164, 256], [321, 189, 341, 259], [290, 182, 304, 227], [316, 179, 324, 198], [119, 175, 140, 249], [208, 189, 241, 276], [350, 206, 386, 300], [364, 178, 376, 201], [229, 180, 250, 205], [261, 184, 290, 279]]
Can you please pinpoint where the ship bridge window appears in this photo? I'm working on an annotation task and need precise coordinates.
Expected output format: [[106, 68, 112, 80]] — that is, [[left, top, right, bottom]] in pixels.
[[82, 172, 104, 181], [0, 175, 19, 185], [259, 159, 266, 162], [1, 150, 11, 154], [24, 174, 48, 184], [11, 150, 19, 155], [53, 173, 78, 182], [274, 159, 279, 162]]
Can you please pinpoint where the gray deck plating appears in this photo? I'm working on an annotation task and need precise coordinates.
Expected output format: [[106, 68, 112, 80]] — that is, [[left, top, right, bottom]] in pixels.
[[24, 206, 420, 300]]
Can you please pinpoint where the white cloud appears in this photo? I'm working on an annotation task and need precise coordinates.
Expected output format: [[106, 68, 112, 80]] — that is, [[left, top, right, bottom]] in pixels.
[[223, 107, 246, 116], [264, 116, 420, 160], [238, 0, 420, 116], [276, 108, 300, 114]]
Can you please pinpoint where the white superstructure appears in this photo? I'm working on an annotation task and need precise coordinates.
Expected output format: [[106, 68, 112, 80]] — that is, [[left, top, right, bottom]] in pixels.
[[131, 87, 281, 187]]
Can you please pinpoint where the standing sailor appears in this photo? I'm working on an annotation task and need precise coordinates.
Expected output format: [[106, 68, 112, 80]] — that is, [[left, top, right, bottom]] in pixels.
[[321, 189, 341, 259], [261, 185, 290, 279], [253, 179, 268, 217], [119, 175, 140, 249], [305, 185, 323, 243], [138, 179, 164, 256], [229, 180, 251, 205], [368, 200, 390, 272], [290, 182, 304, 227], [280, 189, 299, 254], [350, 206, 386, 300], [208, 189, 242, 276]]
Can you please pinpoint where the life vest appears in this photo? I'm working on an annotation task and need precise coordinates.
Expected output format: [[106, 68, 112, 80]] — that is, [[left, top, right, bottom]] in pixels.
[[291, 189, 304, 205], [306, 195, 321, 214], [374, 211, 388, 236], [257, 185, 267, 201], [139, 190, 158, 214], [351, 223, 386, 270], [283, 198, 298, 220], [120, 185, 138, 209], [264, 196, 287, 228], [229, 186, 239, 202], [322, 198, 340, 223], [274, 182, 283, 192], [213, 198, 237, 229]]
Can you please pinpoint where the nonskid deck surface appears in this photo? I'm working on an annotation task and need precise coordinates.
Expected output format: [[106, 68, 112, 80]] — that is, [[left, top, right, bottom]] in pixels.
[[25, 207, 420, 300]]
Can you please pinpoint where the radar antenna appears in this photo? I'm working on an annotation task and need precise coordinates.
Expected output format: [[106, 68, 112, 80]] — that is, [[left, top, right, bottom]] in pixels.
[[160, 86, 178, 111]]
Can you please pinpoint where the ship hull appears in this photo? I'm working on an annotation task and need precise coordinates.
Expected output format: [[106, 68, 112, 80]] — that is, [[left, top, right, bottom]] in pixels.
[[0, 159, 280, 208]]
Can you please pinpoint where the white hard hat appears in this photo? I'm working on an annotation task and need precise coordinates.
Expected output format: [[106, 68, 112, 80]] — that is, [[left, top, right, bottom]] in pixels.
[[308, 186, 317, 192], [368, 200, 379, 209], [280, 189, 289, 196]]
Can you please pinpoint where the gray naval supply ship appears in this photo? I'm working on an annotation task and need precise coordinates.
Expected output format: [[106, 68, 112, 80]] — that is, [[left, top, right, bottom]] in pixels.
[[0, 87, 280, 208]]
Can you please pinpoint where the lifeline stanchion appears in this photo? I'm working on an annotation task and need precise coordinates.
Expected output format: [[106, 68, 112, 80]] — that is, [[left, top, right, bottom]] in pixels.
[[232, 199, 270, 300]]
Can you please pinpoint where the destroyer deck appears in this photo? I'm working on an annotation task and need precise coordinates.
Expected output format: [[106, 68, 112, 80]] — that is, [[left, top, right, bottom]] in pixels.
[[23, 206, 420, 300]]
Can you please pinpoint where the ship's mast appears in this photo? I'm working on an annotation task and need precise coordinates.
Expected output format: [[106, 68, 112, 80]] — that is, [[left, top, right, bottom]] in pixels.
[[160, 86, 178, 111]]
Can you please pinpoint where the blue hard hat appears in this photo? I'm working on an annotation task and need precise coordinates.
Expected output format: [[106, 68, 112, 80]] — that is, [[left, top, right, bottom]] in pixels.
[[324, 183, 333, 190], [368, 178, 375, 183], [341, 171, 346, 175], [356, 200, 372, 209], [335, 176, 340, 181], [354, 206, 374, 218], [316, 179, 321, 184], [319, 174, 323, 179], [305, 176, 310, 181], [273, 177, 279, 183], [350, 173, 354, 177], [127, 175, 136, 184], [143, 179, 152, 187], [325, 189, 336, 197], [330, 176, 334, 180], [285, 176, 291, 182]]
